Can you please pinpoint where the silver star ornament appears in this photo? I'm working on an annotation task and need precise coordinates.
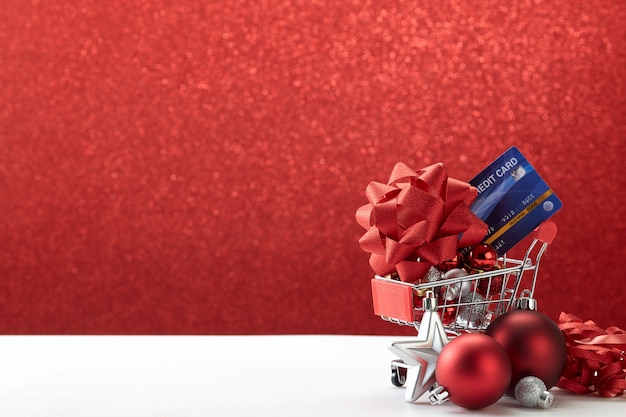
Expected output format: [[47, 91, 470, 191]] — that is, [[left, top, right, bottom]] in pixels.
[[388, 292, 449, 403]]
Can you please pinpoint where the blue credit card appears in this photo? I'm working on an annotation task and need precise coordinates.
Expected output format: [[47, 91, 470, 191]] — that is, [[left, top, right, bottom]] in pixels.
[[468, 146, 562, 255]]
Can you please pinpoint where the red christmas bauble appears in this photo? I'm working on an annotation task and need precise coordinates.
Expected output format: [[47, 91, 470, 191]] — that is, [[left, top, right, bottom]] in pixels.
[[436, 333, 511, 409], [485, 309, 567, 396], [440, 306, 458, 326], [436, 252, 464, 271], [469, 244, 498, 270], [477, 268, 504, 296]]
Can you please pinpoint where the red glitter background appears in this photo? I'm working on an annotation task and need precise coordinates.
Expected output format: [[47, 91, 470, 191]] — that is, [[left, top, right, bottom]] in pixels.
[[1, 1, 625, 334]]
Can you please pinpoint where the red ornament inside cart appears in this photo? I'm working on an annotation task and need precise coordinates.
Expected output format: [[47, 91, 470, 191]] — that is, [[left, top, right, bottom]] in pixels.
[[436, 251, 465, 272], [477, 266, 505, 297], [439, 306, 459, 327], [468, 244, 499, 270]]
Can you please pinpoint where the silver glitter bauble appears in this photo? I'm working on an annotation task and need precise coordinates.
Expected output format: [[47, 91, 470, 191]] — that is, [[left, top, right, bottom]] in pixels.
[[514, 376, 555, 409], [455, 292, 486, 329], [424, 266, 443, 283]]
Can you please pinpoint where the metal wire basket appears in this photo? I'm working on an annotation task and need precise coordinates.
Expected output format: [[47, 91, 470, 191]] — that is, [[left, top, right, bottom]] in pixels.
[[371, 221, 557, 335]]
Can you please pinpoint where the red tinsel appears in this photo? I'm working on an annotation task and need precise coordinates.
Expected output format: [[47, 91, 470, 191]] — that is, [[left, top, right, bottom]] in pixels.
[[557, 312, 626, 397]]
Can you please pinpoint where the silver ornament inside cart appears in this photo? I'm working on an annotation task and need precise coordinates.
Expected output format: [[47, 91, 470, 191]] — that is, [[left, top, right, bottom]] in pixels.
[[455, 292, 487, 329], [424, 266, 443, 283], [440, 268, 471, 301]]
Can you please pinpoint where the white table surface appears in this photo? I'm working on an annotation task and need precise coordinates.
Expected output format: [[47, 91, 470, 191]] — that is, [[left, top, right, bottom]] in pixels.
[[0, 335, 623, 416]]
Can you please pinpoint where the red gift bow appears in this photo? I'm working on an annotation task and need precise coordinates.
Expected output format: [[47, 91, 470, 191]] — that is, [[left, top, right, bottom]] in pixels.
[[355, 162, 488, 283], [557, 312, 626, 397]]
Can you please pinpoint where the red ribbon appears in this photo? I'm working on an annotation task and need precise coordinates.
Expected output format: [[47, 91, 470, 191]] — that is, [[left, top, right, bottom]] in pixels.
[[355, 162, 488, 283], [557, 312, 626, 397]]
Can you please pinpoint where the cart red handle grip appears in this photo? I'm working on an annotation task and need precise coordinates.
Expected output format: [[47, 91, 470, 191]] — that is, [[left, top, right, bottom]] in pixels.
[[533, 220, 557, 244]]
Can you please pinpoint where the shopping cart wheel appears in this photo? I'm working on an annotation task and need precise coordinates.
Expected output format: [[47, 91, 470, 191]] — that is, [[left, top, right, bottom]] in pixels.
[[391, 359, 408, 387]]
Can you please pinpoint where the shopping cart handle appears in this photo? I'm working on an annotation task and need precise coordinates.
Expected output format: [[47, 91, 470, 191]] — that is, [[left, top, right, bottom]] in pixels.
[[533, 220, 557, 244]]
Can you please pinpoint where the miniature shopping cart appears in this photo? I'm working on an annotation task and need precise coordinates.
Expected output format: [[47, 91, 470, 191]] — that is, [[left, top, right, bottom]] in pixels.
[[371, 221, 558, 389]]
